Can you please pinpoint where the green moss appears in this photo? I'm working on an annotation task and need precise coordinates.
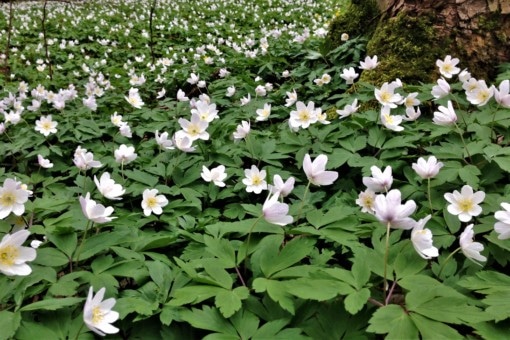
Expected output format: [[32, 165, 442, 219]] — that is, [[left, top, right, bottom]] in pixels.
[[478, 12, 501, 31], [361, 13, 449, 85], [325, 0, 380, 49]]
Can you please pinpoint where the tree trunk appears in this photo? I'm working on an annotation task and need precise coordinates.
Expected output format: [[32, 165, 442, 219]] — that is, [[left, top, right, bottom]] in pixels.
[[362, 0, 510, 84]]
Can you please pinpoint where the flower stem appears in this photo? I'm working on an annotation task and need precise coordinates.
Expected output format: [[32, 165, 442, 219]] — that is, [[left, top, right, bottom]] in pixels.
[[296, 180, 311, 222], [454, 122, 472, 164], [244, 215, 262, 273], [74, 220, 93, 265], [437, 247, 462, 278], [74, 322, 85, 340], [427, 178, 433, 214], [383, 221, 391, 302]]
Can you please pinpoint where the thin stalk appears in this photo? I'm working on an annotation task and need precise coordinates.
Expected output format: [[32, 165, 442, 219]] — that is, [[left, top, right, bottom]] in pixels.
[[437, 247, 462, 278], [148, 0, 157, 65], [383, 221, 391, 302], [427, 177, 433, 214], [243, 215, 263, 273], [454, 122, 472, 164], [74, 220, 93, 264], [385, 279, 397, 305], [295, 180, 311, 222]]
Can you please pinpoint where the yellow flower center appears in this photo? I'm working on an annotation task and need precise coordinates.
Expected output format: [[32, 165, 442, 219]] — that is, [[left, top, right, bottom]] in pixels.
[[0, 192, 15, 206], [298, 110, 310, 121], [383, 114, 394, 125], [0, 245, 18, 266], [252, 175, 262, 186], [146, 197, 158, 208], [363, 196, 373, 208], [187, 125, 200, 136], [380, 91, 391, 103], [261, 109, 269, 117], [42, 121, 53, 131], [458, 198, 474, 212], [92, 306, 104, 325], [442, 64, 452, 73]]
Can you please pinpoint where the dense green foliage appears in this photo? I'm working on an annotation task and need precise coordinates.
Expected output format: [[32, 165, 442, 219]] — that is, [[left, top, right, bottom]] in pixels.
[[1, 0, 510, 339]]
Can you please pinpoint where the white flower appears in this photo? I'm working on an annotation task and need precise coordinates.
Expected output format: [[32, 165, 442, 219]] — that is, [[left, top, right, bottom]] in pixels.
[[94, 173, 125, 200], [263, 192, 293, 226], [494, 203, 510, 240], [30, 239, 43, 249], [141, 189, 168, 216], [35, 115, 58, 136], [177, 89, 189, 102], [285, 90, 298, 107], [156, 88, 166, 99], [337, 98, 359, 119], [125, 87, 144, 109], [118, 122, 132, 138], [83, 287, 119, 336], [0, 178, 29, 219], [444, 185, 485, 222], [433, 100, 457, 126], [362, 165, 393, 193], [403, 106, 421, 121], [289, 101, 318, 130], [83, 96, 97, 111], [459, 69, 472, 83], [79, 192, 116, 223], [201, 165, 227, 187], [359, 55, 379, 70], [375, 82, 402, 108], [73, 146, 103, 170], [240, 93, 251, 106], [403, 92, 420, 108], [242, 165, 267, 194], [340, 67, 359, 84], [412, 156, 444, 179], [494, 79, 510, 108], [226, 86, 236, 97], [341, 33, 349, 41], [187, 73, 199, 85], [255, 85, 267, 97], [459, 224, 487, 264], [436, 55, 460, 78], [270, 174, 295, 197], [256, 103, 271, 121], [356, 189, 376, 214], [303, 154, 338, 186], [37, 154, 54, 168], [114, 144, 137, 164], [282, 70, 291, 78], [0, 230, 36, 276], [233, 120, 250, 141], [110, 112, 124, 127], [173, 130, 195, 152], [373, 189, 417, 230], [411, 215, 439, 259], [178, 113, 209, 141], [155, 130, 174, 149], [431, 77, 451, 99], [380, 106, 404, 131], [465, 80, 494, 106], [321, 73, 331, 84], [191, 100, 219, 122]]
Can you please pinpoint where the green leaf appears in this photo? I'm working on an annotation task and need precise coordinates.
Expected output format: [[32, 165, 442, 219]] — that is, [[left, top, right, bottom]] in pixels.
[[32, 247, 70, 267], [443, 207, 461, 234], [409, 296, 488, 324], [410, 313, 463, 339], [344, 288, 370, 315], [229, 309, 259, 340], [215, 286, 249, 318], [259, 235, 315, 278], [285, 278, 351, 301], [458, 164, 481, 187], [124, 169, 159, 186], [115, 296, 159, 319], [393, 241, 427, 279], [203, 235, 236, 268], [0, 311, 21, 340], [46, 232, 77, 258], [482, 291, 510, 321], [147, 260, 173, 293], [252, 278, 295, 314], [203, 260, 233, 289], [180, 306, 237, 335], [19, 297, 84, 312], [493, 156, 510, 173], [169, 285, 224, 306], [15, 321, 61, 339], [367, 304, 418, 339]]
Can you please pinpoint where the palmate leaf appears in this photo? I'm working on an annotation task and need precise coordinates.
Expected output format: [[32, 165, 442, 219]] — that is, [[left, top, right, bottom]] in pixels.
[[343, 288, 370, 315], [19, 297, 84, 312], [409, 313, 463, 340], [0, 311, 21, 340], [252, 278, 295, 314], [180, 306, 237, 336], [367, 305, 419, 339]]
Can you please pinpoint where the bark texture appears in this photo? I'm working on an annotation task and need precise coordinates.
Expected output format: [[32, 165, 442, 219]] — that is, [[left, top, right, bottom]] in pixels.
[[374, 0, 510, 81]]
